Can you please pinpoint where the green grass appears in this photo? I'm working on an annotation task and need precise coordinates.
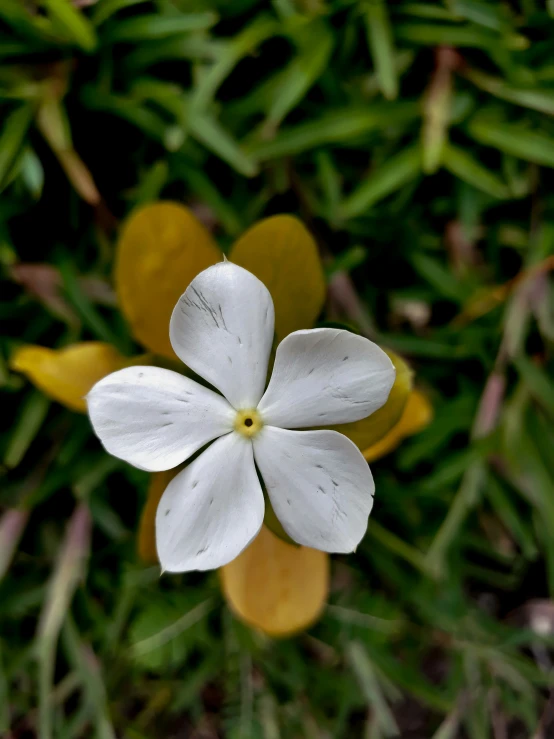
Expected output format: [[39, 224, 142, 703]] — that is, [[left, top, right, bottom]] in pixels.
[[2, 0, 554, 736]]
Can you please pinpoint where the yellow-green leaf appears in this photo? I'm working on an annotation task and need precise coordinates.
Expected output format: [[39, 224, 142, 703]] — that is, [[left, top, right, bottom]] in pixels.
[[137, 469, 177, 564], [231, 215, 326, 340], [11, 342, 125, 413], [220, 526, 329, 638], [115, 202, 221, 359], [363, 389, 432, 462], [333, 350, 413, 450], [263, 492, 297, 546]]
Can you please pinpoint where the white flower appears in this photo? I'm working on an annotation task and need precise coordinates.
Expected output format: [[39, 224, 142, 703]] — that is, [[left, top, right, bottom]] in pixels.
[[87, 262, 395, 573]]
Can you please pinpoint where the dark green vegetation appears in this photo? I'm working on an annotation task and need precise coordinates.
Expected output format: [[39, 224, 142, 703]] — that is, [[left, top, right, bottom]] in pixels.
[[2, 0, 554, 736]]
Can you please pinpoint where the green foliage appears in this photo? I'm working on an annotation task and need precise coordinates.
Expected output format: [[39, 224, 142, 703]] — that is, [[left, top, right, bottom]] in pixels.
[[2, 0, 554, 737]]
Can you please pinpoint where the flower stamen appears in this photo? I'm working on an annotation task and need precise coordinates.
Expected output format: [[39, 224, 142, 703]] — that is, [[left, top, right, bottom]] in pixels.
[[234, 408, 263, 438]]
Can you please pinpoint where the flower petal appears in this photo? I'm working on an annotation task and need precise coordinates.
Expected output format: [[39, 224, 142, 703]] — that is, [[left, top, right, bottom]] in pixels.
[[230, 215, 325, 340], [363, 389, 432, 462], [11, 342, 126, 413], [87, 366, 234, 472], [220, 526, 329, 637], [156, 433, 264, 572], [170, 262, 274, 409], [253, 427, 374, 552], [258, 328, 395, 428], [333, 350, 412, 450], [115, 202, 221, 359]]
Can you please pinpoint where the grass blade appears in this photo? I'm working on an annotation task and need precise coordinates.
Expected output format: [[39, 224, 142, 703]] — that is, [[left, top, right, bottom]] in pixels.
[[36, 503, 91, 739], [340, 144, 422, 219], [365, 0, 399, 100]]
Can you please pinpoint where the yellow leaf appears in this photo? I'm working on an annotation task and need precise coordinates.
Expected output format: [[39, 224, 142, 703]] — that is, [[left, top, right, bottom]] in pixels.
[[363, 390, 433, 462], [231, 215, 326, 340], [333, 350, 413, 450], [115, 202, 221, 359], [137, 469, 177, 565], [263, 492, 297, 546], [219, 526, 329, 638], [11, 342, 125, 413]]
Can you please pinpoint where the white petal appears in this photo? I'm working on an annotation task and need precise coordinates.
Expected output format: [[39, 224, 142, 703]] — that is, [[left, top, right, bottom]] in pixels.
[[170, 262, 274, 409], [156, 433, 264, 572], [87, 366, 234, 472], [253, 427, 374, 552], [258, 328, 395, 428]]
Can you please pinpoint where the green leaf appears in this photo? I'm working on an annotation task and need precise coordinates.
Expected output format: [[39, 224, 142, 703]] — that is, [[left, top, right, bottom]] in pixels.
[[59, 261, 131, 354], [4, 391, 50, 469], [91, 0, 150, 26], [43, 0, 97, 51], [171, 156, 243, 235], [398, 3, 458, 21], [513, 355, 554, 419], [80, 87, 170, 142], [262, 21, 334, 131], [422, 55, 453, 174], [467, 113, 554, 168], [443, 142, 510, 199], [396, 22, 528, 50], [451, 0, 512, 32], [426, 462, 488, 579], [411, 251, 467, 302], [189, 113, 258, 177], [106, 13, 217, 42], [465, 67, 554, 116], [486, 476, 537, 559], [191, 15, 278, 112], [129, 596, 214, 672], [345, 641, 399, 735], [132, 159, 169, 206], [0, 105, 34, 190], [364, 0, 399, 100], [19, 147, 44, 198], [340, 143, 422, 219], [244, 103, 420, 161]]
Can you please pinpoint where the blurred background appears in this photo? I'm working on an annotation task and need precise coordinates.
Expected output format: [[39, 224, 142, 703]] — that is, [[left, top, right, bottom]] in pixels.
[[2, 0, 554, 737]]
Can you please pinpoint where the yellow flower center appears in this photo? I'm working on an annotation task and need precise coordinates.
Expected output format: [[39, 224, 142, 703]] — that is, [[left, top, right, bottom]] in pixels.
[[234, 408, 263, 438]]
